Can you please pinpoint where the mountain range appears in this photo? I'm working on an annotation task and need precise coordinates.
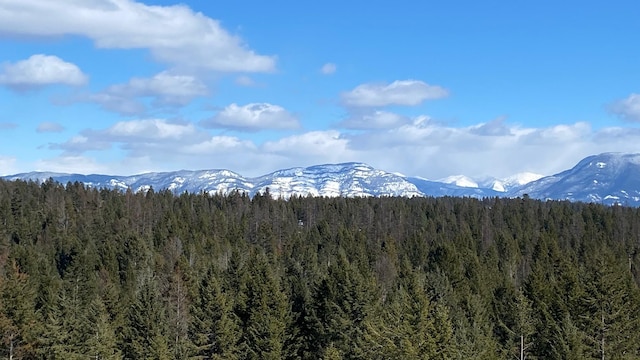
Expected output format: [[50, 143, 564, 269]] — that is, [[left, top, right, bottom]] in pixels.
[[4, 152, 640, 206]]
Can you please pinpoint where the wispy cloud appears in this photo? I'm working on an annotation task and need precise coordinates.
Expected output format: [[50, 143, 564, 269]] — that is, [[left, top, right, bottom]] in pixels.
[[341, 80, 448, 107], [320, 63, 337, 75], [49, 119, 207, 156], [80, 71, 208, 115], [36, 122, 65, 133], [337, 110, 412, 130], [235, 75, 258, 87], [0, 122, 18, 130], [609, 93, 640, 122]]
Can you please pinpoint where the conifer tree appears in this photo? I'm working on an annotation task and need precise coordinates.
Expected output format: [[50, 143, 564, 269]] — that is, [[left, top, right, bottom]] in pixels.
[[84, 296, 122, 359], [122, 276, 171, 360], [239, 251, 289, 360], [579, 248, 640, 359], [364, 270, 454, 359], [189, 267, 242, 359], [0, 261, 39, 359]]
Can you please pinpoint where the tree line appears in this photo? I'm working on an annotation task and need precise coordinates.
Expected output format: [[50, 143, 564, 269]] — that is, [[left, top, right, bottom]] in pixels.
[[0, 178, 640, 359]]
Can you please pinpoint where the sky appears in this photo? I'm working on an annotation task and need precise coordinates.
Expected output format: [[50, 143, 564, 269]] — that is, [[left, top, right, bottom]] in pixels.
[[1, 0, 640, 180]]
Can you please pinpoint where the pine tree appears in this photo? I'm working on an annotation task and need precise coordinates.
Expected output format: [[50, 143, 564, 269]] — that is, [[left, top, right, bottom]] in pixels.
[[189, 267, 242, 359], [308, 251, 374, 358], [122, 276, 171, 360], [84, 296, 122, 359], [364, 271, 454, 359], [579, 248, 640, 359], [0, 261, 39, 359], [239, 251, 289, 360]]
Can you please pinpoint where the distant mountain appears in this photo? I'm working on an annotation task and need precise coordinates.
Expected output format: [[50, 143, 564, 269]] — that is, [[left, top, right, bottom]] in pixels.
[[3, 163, 493, 199], [484, 172, 544, 192], [5, 152, 640, 206], [438, 175, 479, 188], [511, 153, 640, 206]]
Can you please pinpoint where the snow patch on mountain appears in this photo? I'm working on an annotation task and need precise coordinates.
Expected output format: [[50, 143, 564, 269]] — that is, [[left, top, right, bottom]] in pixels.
[[438, 175, 479, 188], [6, 152, 640, 206], [511, 153, 640, 205], [487, 172, 545, 192]]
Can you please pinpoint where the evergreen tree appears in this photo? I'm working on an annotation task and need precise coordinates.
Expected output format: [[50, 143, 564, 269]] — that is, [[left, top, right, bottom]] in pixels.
[[364, 270, 454, 359], [189, 267, 242, 359], [84, 296, 122, 359], [239, 251, 289, 360], [579, 248, 640, 359], [0, 261, 39, 359], [122, 275, 171, 360]]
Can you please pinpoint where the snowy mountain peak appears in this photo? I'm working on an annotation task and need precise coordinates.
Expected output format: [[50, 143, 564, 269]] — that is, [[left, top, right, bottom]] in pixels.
[[504, 172, 545, 186], [255, 162, 421, 199], [438, 175, 479, 188], [513, 152, 640, 205]]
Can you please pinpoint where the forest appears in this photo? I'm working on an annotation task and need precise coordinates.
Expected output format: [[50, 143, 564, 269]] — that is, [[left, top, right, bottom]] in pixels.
[[1, 178, 640, 359]]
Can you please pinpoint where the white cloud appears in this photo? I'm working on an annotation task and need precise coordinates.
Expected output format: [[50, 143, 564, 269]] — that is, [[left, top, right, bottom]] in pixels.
[[83, 93, 146, 116], [338, 110, 411, 130], [50, 119, 206, 156], [42, 114, 640, 181], [202, 103, 300, 132], [469, 117, 513, 136], [341, 79, 448, 107], [609, 93, 640, 122], [109, 71, 208, 105], [344, 121, 608, 179], [320, 63, 337, 75], [84, 71, 208, 114], [36, 121, 65, 133], [183, 136, 257, 154], [49, 135, 111, 154], [0, 0, 275, 72], [0, 54, 87, 90], [103, 118, 200, 141]]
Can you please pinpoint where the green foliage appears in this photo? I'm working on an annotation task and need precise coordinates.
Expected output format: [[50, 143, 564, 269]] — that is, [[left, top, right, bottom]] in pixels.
[[1, 179, 640, 358], [122, 276, 171, 360], [189, 267, 242, 359]]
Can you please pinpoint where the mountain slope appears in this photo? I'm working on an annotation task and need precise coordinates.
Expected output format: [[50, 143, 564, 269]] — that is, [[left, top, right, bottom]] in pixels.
[[511, 153, 640, 205]]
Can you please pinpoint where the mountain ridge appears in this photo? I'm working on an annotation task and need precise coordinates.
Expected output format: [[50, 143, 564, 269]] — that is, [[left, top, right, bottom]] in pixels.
[[4, 152, 640, 205]]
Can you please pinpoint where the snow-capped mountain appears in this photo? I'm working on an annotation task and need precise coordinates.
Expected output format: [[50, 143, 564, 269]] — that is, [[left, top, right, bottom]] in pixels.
[[438, 175, 479, 188], [5, 152, 640, 206], [4, 169, 255, 195], [252, 163, 423, 198], [511, 153, 640, 206], [4, 163, 426, 199], [482, 172, 545, 192]]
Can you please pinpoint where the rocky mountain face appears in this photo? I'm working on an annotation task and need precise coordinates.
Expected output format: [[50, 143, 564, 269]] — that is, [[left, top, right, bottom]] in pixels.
[[5, 153, 640, 206]]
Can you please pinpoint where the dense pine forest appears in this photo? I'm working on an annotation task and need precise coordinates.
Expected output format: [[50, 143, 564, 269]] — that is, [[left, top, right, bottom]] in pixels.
[[1, 179, 640, 359]]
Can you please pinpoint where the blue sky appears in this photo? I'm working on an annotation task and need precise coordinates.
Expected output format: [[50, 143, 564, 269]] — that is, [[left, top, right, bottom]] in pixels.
[[1, 0, 640, 180]]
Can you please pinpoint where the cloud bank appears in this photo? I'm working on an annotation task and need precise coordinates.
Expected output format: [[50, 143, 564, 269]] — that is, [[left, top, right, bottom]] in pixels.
[[41, 115, 639, 180]]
